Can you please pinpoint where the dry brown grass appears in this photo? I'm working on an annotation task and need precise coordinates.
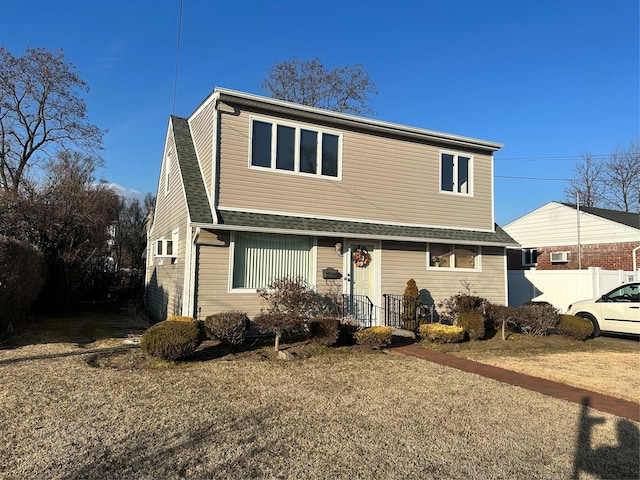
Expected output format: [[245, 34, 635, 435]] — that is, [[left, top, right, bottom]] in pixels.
[[436, 333, 640, 403], [1, 338, 638, 479]]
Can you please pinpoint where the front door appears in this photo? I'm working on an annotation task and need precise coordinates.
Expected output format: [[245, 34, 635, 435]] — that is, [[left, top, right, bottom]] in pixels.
[[344, 240, 379, 322]]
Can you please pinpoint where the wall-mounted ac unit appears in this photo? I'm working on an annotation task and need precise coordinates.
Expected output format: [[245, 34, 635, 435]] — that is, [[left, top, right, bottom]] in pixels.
[[550, 251, 571, 263]]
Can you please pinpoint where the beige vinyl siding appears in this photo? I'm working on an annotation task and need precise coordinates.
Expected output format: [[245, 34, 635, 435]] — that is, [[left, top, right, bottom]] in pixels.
[[195, 231, 341, 319], [380, 241, 506, 306], [315, 237, 344, 295], [217, 107, 494, 231], [145, 126, 190, 322], [189, 102, 215, 200]]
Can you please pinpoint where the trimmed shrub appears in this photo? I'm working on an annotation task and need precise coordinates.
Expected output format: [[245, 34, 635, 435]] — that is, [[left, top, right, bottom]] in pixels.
[[338, 319, 360, 346], [457, 311, 485, 340], [401, 279, 422, 322], [354, 326, 392, 349], [419, 323, 464, 344], [141, 320, 201, 361], [557, 314, 594, 340], [254, 312, 306, 351], [204, 311, 249, 351], [439, 293, 487, 323], [308, 317, 340, 346], [166, 315, 196, 323], [517, 302, 561, 336]]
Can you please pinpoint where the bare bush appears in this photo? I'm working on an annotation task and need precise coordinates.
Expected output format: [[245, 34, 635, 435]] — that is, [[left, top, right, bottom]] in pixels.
[[204, 311, 249, 352], [517, 302, 561, 336]]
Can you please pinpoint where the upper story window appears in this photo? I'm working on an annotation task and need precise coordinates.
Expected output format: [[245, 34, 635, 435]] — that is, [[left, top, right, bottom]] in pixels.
[[522, 248, 538, 266], [250, 118, 341, 179], [440, 151, 472, 195], [428, 243, 480, 270]]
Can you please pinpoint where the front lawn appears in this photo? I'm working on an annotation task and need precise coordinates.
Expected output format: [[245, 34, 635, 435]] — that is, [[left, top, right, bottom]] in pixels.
[[1, 337, 638, 479]]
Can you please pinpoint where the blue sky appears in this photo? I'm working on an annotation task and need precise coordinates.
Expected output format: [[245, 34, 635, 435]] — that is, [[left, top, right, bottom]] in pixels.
[[2, 0, 638, 225]]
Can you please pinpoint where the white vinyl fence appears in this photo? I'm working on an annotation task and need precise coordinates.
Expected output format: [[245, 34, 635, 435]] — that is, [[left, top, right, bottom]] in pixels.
[[508, 267, 640, 312]]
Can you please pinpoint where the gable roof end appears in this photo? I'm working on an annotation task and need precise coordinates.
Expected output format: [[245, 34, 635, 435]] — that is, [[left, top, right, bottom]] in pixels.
[[561, 203, 640, 230], [170, 116, 214, 224]]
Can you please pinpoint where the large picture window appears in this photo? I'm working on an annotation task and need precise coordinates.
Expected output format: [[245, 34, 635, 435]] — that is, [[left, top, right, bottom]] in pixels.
[[250, 118, 341, 179], [429, 243, 480, 270], [441, 152, 472, 195], [232, 232, 313, 289]]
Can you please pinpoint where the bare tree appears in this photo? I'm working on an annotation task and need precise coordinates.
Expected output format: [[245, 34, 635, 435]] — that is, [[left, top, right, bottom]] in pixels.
[[0, 150, 119, 311], [261, 57, 378, 115], [113, 195, 154, 272], [0, 47, 104, 195], [602, 141, 640, 212], [565, 153, 605, 207]]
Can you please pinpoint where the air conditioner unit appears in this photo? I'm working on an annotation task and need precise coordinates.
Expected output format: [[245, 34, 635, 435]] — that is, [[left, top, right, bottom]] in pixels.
[[550, 251, 571, 263]]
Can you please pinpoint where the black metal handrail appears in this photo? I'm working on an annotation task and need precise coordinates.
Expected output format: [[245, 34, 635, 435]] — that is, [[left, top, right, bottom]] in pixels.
[[383, 294, 435, 332], [342, 294, 375, 328]]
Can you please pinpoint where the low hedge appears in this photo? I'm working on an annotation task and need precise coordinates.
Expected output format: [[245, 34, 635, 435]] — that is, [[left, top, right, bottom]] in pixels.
[[354, 326, 392, 349], [308, 317, 340, 346], [456, 311, 485, 340], [141, 319, 201, 361], [419, 323, 464, 344], [204, 311, 249, 351], [557, 314, 594, 340]]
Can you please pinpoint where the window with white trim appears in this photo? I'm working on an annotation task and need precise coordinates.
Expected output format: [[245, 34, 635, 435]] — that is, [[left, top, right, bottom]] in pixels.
[[440, 152, 472, 195], [155, 230, 179, 261], [428, 243, 480, 269], [232, 232, 313, 289], [522, 248, 537, 266], [250, 118, 341, 178]]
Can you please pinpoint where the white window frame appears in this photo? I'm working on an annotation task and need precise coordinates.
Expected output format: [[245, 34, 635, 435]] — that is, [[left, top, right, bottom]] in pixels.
[[439, 150, 473, 196], [427, 243, 482, 271], [522, 248, 538, 266], [155, 229, 179, 262], [248, 116, 343, 180]]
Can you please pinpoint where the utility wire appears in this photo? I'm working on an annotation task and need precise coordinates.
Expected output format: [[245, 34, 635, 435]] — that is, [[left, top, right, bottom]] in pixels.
[[172, 0, 184, 115]]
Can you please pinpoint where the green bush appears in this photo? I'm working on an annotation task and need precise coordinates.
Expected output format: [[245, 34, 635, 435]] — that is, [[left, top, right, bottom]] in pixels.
[[308, 317, 340, 346], [419, 323, 465, 344], [401, 279, 422, 322], [354, 326, 392, 349], [457, 311, 485, 340], [517, 302, 560, 336], [557, 314, 594, 340], [141, 320, 201, 361], [204, 311, 249, 351]]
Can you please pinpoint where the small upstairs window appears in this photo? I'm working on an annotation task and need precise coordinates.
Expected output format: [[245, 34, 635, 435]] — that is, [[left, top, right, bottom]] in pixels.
[[441, 152, 472, 195]]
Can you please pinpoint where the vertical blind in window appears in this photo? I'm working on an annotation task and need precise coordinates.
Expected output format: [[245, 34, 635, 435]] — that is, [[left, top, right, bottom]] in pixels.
[[232, 232, 313, 289]]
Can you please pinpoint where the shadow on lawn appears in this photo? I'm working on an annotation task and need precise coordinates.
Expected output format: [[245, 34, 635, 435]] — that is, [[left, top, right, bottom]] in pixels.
[[572, 397, 640, 480], [66, 410, 276, 479], [2, 300, 149, 349]]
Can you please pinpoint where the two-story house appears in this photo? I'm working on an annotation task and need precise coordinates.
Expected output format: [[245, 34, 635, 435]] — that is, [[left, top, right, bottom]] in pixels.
[[145, 88, 517, 323]]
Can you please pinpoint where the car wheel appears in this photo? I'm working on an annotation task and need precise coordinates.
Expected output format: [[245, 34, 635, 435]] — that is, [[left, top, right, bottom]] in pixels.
[[577, 313, 600, 337]]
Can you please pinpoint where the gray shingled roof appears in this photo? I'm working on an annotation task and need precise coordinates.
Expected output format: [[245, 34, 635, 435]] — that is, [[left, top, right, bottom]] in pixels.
[[217, 210, 518, 246], [562, 203, 640, 230], [171, 116, 214, 224]]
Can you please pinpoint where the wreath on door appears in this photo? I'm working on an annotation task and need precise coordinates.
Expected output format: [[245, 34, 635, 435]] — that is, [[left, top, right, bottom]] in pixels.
[[352, 246, 371, 268]]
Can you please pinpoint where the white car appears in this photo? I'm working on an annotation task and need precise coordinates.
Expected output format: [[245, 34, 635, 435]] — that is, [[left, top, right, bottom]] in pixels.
[[567, 282, 640, 336]]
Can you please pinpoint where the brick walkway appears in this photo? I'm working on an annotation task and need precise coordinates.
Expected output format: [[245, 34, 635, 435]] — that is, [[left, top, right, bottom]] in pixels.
[[390, 343, 639, 422]]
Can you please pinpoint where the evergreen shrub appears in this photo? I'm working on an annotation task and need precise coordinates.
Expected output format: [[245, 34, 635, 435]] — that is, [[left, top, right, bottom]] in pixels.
[[141, 320, 201, 361], [457, 311, 485, 340], [419, 323, 465, 343], [354, 326, 392, 349], [557, 314, 594, 340]]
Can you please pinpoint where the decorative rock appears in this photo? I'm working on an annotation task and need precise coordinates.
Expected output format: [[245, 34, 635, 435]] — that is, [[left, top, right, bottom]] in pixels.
[[277, 350, 296, 361]]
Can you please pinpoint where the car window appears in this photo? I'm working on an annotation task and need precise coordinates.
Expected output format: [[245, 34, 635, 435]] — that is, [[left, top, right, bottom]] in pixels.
[[606, 284, 640, 302]]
